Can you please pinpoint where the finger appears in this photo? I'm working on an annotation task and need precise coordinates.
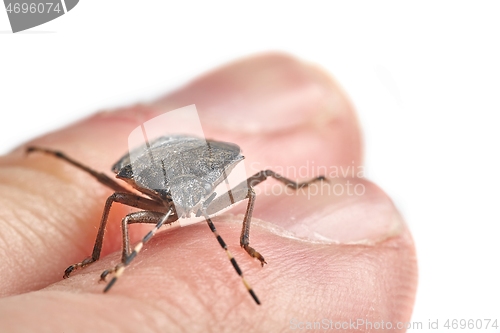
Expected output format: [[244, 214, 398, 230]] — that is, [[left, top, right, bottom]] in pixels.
[[154, 52, 362, 170]]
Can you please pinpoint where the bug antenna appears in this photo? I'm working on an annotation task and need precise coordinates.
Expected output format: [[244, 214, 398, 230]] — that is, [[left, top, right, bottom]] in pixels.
[[102, 209, 173, 293], [204, 214, 261, 305], [222, 169, 235, 205]]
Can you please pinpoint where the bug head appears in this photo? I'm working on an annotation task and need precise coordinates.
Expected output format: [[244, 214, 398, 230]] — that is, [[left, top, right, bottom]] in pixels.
[[169, 175, 214, 218]]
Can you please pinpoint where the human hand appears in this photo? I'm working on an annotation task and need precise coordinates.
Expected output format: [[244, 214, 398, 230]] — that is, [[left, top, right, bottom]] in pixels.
[[0, 54, 417, 332]]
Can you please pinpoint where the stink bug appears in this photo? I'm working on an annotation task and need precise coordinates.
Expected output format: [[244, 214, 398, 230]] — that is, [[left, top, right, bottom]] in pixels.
[[27, 135, 325, 304]]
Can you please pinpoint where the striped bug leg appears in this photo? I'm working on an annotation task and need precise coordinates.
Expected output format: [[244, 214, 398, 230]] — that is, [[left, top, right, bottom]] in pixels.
[[101, 209, 174, 292], [204, 214, 261, 305]]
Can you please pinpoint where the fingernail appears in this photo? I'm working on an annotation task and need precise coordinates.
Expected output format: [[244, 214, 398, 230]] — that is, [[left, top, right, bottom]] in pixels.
[[153, 53, 348, 133], [244, 178, 404, 244]]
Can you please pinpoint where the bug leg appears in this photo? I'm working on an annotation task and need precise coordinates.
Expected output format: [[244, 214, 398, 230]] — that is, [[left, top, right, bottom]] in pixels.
[[102, 209, 174, 292], [26, 147, 133, 194], [247, 169, 326, 189], [99, 210, 177, 282], [241, 170, 326, 266], [204, 170, 326, 267], [240, 187, 267, 266], [204, 215, 261, 305], [120, 211, 177, 261], [63, 192, 170, 278]]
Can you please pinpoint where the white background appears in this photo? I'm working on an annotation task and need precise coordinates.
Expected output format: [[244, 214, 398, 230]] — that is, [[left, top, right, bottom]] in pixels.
[[1, 2, 499, 332]]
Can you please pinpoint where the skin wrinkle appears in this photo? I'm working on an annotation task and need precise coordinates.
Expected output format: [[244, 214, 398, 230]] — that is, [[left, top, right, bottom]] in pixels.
[[22, 160, 139, 256], [146, 271, 197, 325], [128, 297, 174, 333], [73, 295, 158, 332], [116, 232, 229, 327], [148, 226, 262, 324], [9, 211, 41, 258], [220, 212, 401, 246], [0, 181, 85, 255], [0, 164, 97, 218], [183, 286, 207, 325], [0, 208, 11, 251], [81, 293, 164, 333], [0, 178, 100, 295], [94, 104, 162, 128], [0, 197, 42, 261], [0, 227, 24, 287]]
